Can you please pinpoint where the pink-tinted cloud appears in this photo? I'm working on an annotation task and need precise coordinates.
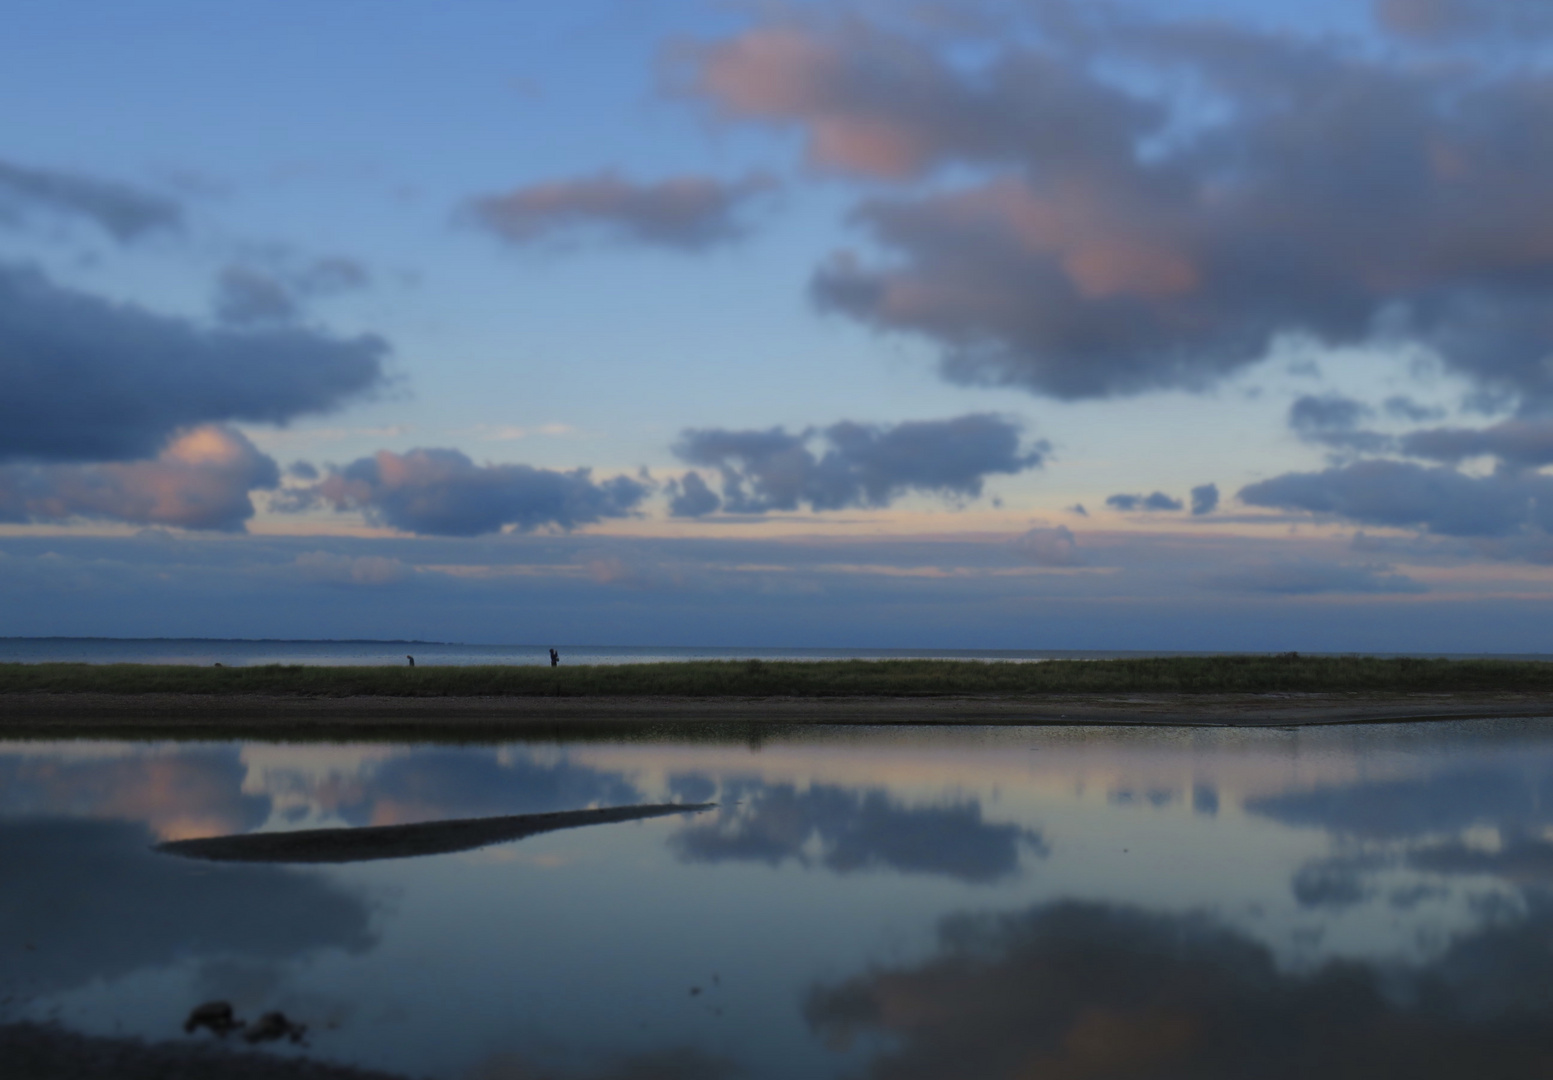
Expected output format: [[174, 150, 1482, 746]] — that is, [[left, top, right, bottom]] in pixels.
[[679, 14, 1553, 405], [0, 425, 279, 531], [673, 23, 1151, 179], [1374, 0, 1553, 40]]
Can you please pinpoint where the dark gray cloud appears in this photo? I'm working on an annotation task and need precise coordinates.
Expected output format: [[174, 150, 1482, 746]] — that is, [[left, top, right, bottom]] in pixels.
[[1190, 483, 1219, 516], [1401, 419, 1553, 469], [666, 471, 722, 517], [0, 263, 386, 463], [1010, 524, 1080, 566], [1288, 394, 1394, 454], [1289, 394, 1371, 434], [673, 414, 1043, 515], [805, 898, 1553, 1080], [213, 258, 373, 327], [0, 425, 280, 531], [213, 264, 299, 325], [288, 448, 649, 536], [0, 158, 181, 241], [681, 12, 1553, 404], [1238, 460, 1553, 537], [0, 818, 372, 999], [466, 171, 774, 250], [1201, 559, 1425, 595], [1385, 395, 1446, 423], [1106, 491, 1182, 512], [671, 780, 1044, 883]]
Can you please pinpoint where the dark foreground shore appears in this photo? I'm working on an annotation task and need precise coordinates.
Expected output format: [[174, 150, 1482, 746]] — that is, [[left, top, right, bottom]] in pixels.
[[0, 1021, 405, 1080], [4, 689, 1553, 739]]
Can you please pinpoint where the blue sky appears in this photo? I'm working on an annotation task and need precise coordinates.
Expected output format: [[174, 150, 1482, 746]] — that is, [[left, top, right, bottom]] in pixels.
[[4, 0, 1553, 649]]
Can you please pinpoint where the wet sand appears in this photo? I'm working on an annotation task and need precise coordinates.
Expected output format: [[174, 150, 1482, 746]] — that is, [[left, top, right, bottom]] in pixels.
[[3, 690, 1553, 739]]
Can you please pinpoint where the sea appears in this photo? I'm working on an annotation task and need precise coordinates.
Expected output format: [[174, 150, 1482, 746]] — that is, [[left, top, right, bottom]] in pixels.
[[3, 637, 1548, 666]]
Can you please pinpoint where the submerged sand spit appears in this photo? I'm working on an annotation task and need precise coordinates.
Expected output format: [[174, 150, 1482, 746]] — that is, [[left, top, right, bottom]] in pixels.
[[155, 802, 715, 863]]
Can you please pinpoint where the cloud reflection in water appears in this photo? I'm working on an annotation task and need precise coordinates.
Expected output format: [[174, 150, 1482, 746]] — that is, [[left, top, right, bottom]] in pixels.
[[806, 898, 1553, 1080], [672, 780, 1045, 883], [0, 818, 374, 998]]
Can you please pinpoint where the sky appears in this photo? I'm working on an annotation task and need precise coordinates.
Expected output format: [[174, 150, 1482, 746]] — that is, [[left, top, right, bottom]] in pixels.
[[4, 0, 1553, 650]]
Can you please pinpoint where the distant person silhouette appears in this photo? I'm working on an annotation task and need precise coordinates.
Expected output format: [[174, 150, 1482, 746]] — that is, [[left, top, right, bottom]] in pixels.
[[406, 655, 415, 667], [549, 648, 559, 667]]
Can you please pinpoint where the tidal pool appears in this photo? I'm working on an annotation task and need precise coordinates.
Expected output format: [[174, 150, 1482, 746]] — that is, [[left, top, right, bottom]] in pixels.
[[5, 720, 1553, 1078]]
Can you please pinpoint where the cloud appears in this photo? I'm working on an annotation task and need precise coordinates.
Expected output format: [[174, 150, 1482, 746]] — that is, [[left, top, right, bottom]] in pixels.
[[1384, 395, 1446, 423], [672, 414, 1043, 515], [1201, 559, 1426, 595], [213, 264, 299, 325], [666, 471, 722, 517], [0, 158, 181, 241], [1190, 483, 1219, 516], [465, 171, 775, 250], [1010, 524, 1080, 566], [0, 425, 280, 531], [1106, 491, 1182, 512], [803, 898, 1553, 1080], [286, 448, 649, 536], [213, 257, 372, 327], [671, 780, 1044, 883], [1374, 0, 1553, 40], [1289, 394, 1371, 434], [0, 263, 386, 463], [1238, 460, 1553, 537], [1400, 419, 1553, 469], [680, 13, 1553, 403], [1287, 394, 1394, 454], [671, 23, 1154, 180]]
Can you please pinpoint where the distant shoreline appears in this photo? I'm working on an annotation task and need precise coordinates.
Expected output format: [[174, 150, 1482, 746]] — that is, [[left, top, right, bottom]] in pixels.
[[4, 689, 1553, 740]]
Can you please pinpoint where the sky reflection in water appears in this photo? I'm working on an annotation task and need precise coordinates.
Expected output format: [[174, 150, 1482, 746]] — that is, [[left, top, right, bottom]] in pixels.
[[5, 721, 1553, 1078]]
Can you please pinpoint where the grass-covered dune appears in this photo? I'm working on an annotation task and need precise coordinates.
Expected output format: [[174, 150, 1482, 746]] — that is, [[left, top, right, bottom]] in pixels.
[[6, 655, 1553, 698]]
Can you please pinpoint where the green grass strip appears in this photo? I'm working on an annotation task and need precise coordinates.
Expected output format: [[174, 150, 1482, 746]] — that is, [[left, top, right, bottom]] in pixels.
[[4, 655, 1553, 698]]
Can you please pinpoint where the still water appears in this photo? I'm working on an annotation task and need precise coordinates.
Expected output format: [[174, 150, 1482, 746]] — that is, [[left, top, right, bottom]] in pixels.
[[5, 721, 1553, 1077]]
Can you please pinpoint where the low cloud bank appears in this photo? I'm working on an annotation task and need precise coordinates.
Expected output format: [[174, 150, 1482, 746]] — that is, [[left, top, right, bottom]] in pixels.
[[1239, 460, 1553, 538]]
